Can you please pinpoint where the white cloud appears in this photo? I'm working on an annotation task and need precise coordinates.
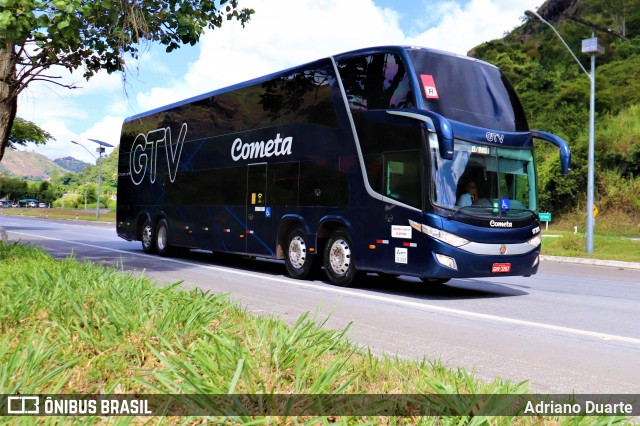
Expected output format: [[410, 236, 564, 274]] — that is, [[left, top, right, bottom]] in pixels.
[[408, 0, 531, 54], [138, 0, 406, 111], [14, 0, 539, 161], [17, 116, 120, 164]]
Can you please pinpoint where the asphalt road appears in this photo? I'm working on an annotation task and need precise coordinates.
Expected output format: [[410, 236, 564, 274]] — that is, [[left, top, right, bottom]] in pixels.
[[3, 215, 640, 394]]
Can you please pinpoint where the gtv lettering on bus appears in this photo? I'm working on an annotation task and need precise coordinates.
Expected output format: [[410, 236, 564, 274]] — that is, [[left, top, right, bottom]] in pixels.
[[231, 133, 293, 161], [130, 123, 187, 185]]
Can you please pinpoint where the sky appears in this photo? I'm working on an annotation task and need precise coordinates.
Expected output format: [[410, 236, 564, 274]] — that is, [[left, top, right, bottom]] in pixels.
[[16, 0, 543, 164]]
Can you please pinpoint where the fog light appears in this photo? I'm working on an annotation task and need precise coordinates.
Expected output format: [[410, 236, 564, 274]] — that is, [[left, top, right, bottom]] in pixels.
[[527, 235, 541, 247], [435, 253, 458, 271], [532, 255, 540, 268]]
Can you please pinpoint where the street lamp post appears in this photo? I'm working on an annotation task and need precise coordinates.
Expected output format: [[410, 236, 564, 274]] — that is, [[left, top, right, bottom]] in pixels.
[[582, 35, 604, 254], [71, 139, 114, 219], [525, 10, 603, 254]]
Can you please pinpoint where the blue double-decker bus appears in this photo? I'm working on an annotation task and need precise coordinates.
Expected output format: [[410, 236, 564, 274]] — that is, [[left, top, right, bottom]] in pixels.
[[117, 45, 570, 287]]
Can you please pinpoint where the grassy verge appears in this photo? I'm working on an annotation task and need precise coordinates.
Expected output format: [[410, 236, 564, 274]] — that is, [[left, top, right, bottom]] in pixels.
[[0, 208, 115, 222], [541, 231, 640, 263], [0, 243, 632, 425]]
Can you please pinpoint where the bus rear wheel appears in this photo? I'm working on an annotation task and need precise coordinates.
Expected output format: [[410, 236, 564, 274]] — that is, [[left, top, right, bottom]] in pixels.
[[141, 219, 155, 254], [284, 227, 314, 279], [155, 218, 172, 256], [324, 229, 356, 287]]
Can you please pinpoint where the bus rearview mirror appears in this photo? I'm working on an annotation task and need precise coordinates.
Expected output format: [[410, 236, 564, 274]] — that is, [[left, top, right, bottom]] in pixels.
[[424, 111, 454, 160], [386, 110, 454, 160]]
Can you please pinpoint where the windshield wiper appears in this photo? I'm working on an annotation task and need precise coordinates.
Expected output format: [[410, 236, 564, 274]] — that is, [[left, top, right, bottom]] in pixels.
[[447, 205, 490, 219]]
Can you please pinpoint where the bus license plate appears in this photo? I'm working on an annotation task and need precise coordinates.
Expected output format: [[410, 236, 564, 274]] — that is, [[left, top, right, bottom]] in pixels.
[[491, 263, 511, 273]]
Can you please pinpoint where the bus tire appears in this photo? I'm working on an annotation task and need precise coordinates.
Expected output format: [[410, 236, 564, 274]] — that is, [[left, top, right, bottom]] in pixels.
[[155, 218, 172, 256], [141, 219, 155, 254], [324, 228, 356, 286], [420, 277, 450, 285], [284, 227, 314, 279]]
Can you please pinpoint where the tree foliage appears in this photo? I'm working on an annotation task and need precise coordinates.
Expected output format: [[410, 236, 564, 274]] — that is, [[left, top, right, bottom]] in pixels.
[[8, 116, 54, 148], [0, 0, 254, 162], [471, 0, 640, 216]]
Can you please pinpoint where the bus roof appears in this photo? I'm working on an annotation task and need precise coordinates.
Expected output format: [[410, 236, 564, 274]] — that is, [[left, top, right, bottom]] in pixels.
[[123, 45, 498, 123]]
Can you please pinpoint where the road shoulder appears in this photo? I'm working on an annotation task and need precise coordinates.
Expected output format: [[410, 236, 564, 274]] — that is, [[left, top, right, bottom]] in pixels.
[[541, 255, 640, 271]]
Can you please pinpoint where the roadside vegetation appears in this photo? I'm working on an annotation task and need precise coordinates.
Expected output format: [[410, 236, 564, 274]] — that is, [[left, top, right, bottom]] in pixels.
[[471, 0, 640, 234], [0, 207, 115, 223], [539, 206, 640, 262], [541, 231, 640, 262], [0, 242, 632, 425]]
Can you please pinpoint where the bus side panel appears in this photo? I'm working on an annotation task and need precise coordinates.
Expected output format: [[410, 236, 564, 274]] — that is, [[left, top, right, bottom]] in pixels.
[[117, 58, 364, 262]]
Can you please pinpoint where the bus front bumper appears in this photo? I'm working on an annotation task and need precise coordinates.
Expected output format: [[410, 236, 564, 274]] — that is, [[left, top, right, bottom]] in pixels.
[[423, 246, 541, 279]]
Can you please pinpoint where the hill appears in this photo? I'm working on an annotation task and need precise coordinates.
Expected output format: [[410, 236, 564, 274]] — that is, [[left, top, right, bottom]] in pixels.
[[0, 149, 68, 181], [53, 156, 90, 173], [469, 0, 640, 229]]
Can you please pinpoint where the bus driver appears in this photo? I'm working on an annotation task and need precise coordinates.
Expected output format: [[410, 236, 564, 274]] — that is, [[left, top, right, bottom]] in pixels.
[[456, 181, 478, 207]]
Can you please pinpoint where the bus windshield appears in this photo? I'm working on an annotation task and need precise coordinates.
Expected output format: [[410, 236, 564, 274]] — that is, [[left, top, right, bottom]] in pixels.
[[429, 137, 537, 218], [407, 49, 528, 132]]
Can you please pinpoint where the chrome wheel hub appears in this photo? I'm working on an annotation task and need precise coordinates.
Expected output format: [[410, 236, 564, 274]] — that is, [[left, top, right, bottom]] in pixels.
[[329, 239, 351, 276], [142, 225, 153, 248], [288, 236, 306, 269]]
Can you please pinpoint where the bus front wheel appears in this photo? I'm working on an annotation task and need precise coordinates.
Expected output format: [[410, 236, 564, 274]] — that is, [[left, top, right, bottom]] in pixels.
[[141, 219, 155, 254], [284, 227, 314, 279], [324, 229, 356, 287]]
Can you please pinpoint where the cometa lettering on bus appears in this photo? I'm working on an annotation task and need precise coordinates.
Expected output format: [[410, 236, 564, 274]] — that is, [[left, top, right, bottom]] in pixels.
[[231, 133, 293, 161]]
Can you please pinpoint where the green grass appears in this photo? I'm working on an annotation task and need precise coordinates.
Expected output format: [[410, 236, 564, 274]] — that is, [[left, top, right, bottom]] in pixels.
[[0, 243, 633, 425], [541, 231, 640, 263], [541, 208, 640, 262], [0, 207, 115, 222]]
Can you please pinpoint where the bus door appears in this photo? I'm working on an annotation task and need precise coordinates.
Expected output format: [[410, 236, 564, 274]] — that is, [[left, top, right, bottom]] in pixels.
[[246, 163, 272, 256], [382, 151, 424, 276]]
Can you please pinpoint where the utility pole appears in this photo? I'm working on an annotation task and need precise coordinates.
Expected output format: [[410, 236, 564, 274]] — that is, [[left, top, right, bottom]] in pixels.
[[525, 10, 608, 253]]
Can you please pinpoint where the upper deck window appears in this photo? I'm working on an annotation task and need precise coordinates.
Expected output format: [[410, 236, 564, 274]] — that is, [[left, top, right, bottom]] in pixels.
[[338, 53, 415, 111], [408, 49, 528, 132]]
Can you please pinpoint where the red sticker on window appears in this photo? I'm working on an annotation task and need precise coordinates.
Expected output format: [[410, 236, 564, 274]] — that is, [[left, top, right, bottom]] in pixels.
[[420, 74, 439, 99]]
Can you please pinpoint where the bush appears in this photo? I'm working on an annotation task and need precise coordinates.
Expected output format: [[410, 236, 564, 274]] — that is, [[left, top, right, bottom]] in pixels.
[[598, 169, 640, 215]]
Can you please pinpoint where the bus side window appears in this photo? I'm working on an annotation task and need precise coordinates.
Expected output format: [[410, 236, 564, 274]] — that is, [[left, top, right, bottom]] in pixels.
[[299, 162, 349, 207], [338, 53, 415, 111], [384, 151, 421, 208], [267, 162, 300, 207]]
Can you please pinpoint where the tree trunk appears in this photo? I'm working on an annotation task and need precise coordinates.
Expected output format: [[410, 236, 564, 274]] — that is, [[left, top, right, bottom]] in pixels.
[[0, 40, 19, 163]]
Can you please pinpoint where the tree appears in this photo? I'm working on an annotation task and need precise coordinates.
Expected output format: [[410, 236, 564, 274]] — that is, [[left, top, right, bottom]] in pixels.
[[0, 0, 254, 162], [596, 0, 629, 37], [8, 116, 54, 148]]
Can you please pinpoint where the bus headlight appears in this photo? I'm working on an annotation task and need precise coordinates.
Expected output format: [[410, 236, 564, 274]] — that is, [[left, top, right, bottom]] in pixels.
[[410, 220, 469, 247], [527, 235, 541, 247]]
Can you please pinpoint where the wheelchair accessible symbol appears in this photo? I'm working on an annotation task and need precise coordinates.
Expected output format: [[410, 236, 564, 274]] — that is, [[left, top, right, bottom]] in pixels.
[[265, 207, 271, 218], [500, 198, 510, 212]]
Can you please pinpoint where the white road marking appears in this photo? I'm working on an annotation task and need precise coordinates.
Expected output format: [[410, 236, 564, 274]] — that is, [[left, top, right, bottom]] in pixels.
[[9, 230, 640, 346]]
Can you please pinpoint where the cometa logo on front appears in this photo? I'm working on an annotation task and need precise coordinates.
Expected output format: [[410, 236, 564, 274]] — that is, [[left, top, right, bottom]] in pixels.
[[490, 220, 513, 228]]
